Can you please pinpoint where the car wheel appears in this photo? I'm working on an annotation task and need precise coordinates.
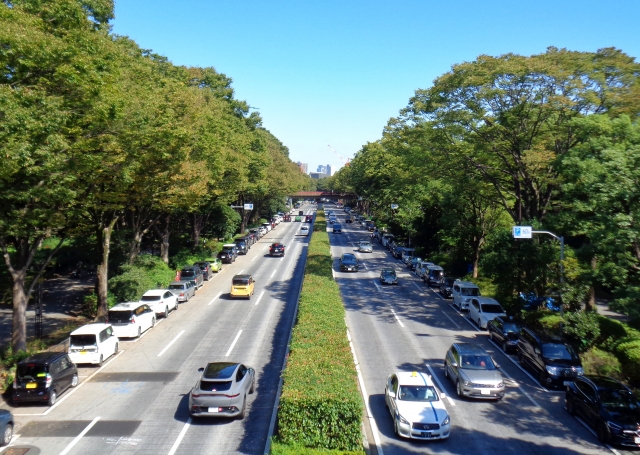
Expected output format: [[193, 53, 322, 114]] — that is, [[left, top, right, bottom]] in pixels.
[[98, 354, 103, 367], [443, 362, 449, 379], [566, 396, 575, 415], [1, 422, 12, 446], [477, 319, 482, 328], [489, 332, 494, 341], [238, 395, 246, 419], [48, 389, 57, 406], [151, 317, 156, 327], [137, 326, 142, 338], [164, 306, 169, 318], [71, 373, 79, 387], [394, 418, 399, 436], [114, 342, 119, 354], [175, 301, 179, 311], [502, 340, 509, 352], [597, 423, 609, 443], [456, 380, 464, 398], [538, 370, 548, 388], [250, 375, 255, 394]]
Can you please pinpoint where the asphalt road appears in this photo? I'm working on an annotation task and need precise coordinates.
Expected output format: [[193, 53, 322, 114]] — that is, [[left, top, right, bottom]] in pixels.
[[326, 205, 629, 455], [2, 206, 315, 455]]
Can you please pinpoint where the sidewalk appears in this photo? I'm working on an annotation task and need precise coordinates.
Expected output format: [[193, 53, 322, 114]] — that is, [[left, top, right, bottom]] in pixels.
[[0, 277, 93, 351], [595, 298, 629, 323]]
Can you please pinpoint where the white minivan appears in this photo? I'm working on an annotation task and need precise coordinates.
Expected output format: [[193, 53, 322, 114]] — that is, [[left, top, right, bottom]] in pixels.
[[452, 280, 481, 310], [68, 323, 119, 366], [107, 302, 156, 338]]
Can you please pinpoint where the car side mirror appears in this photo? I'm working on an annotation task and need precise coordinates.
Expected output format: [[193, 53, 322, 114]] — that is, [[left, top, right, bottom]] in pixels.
[[198, 367, 204, 372], [451, 361, 458, 368], [534, 348, 541, 355], [388, 391, 395, 398]]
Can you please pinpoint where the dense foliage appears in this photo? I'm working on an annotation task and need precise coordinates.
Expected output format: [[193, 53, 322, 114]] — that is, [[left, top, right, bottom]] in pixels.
[[0, 0, 311, 352]]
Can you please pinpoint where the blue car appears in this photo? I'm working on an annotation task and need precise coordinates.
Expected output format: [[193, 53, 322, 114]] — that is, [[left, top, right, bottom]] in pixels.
[[519, 292, 562, 312], [0, 409, 13, 446]]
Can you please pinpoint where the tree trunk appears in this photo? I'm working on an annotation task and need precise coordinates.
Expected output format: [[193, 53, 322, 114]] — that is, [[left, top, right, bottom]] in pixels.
[[191, 213, 203, 249], [95, 216, 118, 321], [11, 274, 28, 353], [128, 210, 161, 264], [586, 256, 597, 312], [153, 214, 171, 264]]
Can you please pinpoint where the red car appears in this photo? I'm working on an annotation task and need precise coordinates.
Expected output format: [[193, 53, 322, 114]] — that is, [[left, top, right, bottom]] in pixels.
[[269, 243, 285, 257], [305, 215, 313, 223]]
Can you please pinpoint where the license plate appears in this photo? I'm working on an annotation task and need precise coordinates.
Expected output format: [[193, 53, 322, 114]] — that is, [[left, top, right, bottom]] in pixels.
[[207, 407, 219, 413], [481, 389, 491, 395], [420, 432, 432, 438], [26, 383, 37, 389], [80, 350, 87, 355], [634, 437, 640, 444]]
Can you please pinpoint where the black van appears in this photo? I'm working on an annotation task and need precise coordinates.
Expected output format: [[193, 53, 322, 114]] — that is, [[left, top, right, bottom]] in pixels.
[[517, 328, 583, 388], [235, 239, 248, 255], [13, 352, 79, 406]]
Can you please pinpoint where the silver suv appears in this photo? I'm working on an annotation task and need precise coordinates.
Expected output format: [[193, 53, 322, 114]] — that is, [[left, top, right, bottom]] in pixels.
[[444, 343, 504, 400]]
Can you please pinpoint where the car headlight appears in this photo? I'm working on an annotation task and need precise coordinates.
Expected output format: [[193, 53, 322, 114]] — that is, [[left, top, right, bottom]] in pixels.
[[496, 382, 504, 388], [575, 367, 584, 375], [442, 415, 450, 426], [397, 413, 409, 425], [546, 365, 559, 375]]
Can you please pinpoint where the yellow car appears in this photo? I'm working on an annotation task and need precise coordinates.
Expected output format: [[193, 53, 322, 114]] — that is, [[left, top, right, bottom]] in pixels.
[[230, 275, 255, 299]]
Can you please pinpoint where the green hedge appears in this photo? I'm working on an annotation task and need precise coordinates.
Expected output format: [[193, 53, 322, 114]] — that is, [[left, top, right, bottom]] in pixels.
[[276, 211, 365, 452], [108, 255, 176, 302]]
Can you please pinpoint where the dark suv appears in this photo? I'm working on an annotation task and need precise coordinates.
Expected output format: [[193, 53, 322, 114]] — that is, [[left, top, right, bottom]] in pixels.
[[193, 262, 212, 281], [517, 328, 583, 388], [439, 277, 455, 298], [180, 266, 204, 289], [13, 352, 79, 406], [235, 239, 248, 255]]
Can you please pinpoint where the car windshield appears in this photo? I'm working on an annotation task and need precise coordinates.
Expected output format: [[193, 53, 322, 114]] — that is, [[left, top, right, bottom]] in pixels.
[[430, 269, 443, 276], [70, 335, 97, 346], [600, 389, 640, 411], [233, 278, 250, 286], [503, 323, 521, 333], [360, 242, 371, 247], [461, 355, 495, 370], [461, 288, 480, 296], [199, 380, 232, 392], [398, 385, 439, 402], [481, 304, 504, 313], [168, 284, 185, 290], [17, 364, 48, 380], [140, 295, 161, 301], [542, 343, 578, 361], [382, 270, 396, 276]]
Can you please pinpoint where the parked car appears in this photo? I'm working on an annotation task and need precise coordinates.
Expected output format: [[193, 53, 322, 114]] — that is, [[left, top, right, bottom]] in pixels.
[[340, 253, 359, 272], [193, 261, 213, 280], [487, 317, 522, 353], [380, 268, 398, 285], [140, 289, 179, 318], [180, 266, 204, 289], [345, 216, 353, 223], [262, 222, 272, 232], [452, 280, 481, 310], [408, 256, 422, 271], [566, 375, 640, 446], [365, 221, 375, 231], [235, 239, 248, 255], [0, 409, 13, 446], [401, 248, 416, 265], [424, 265, 444, 286], [107, 302, 155, 338], [358, 241, 373, 253], [333, 223, 342, 233], [415, 261, 434, 279], [13, 352, 78, 406], [444, 343, 505, 400], [251, 227, 263, 238], [391, 242, 406, 258], [209, 258, 222, 273], [218, 244, 238, 264], [300, 225, 310, 236], [385, 371, 450, 440], [381, 233, 394, 247], [439, 277, 455, 298], [188, 362, 255, 419], [68, 323, 119, 366], [518, 328, 583, 388], [168, 280, 196, 302], [230, 275, 255, 299], [269, 243, 285, 257], [468, 297, 506, 329]]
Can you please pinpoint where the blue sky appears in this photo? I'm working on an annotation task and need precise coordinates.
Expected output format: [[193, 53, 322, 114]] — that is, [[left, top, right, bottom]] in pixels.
[[112, 0, 640, 174]]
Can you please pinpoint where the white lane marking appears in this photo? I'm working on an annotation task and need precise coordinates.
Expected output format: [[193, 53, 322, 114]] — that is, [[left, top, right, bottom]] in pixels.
[[440, 310, 460, 329], [426, 364, 455, 407], [280, 256, 284, 262], [225, 330, 242, 356], [19, 351, 125, 417], [413, 282, 424, 293], [263, 245, 269, 250], [391, 309, 405, 328], [373, 280, 382, 292], [570, 414, 621, 455], [208, 291, 222, 305], [498, 366, 540, 407], [238, 269, 244, 274], [167, 417, 192, 455], [157, 330, 185, 357], [487, 338, 551, 393], [270, 269, 277, 278], [347, 329, 385, 455], [254, 291, 265, 306], [58, 416, 100, 455], [431, 287, 447, 300], [252, 255, 258, 262]]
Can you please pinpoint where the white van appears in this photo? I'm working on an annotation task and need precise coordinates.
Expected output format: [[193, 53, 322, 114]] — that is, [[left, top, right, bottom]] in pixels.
[[107, 302, 156, 338], [299, 226, 310, 236], [68, 323, 119, 366], [452, 280, 481, 310]]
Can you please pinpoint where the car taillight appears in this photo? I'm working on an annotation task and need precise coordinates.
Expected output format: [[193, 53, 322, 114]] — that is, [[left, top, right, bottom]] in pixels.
[[45, 374, 52, 388], [130, 316, 136, 324], [225, 393, 240, 398], [179, 293, 184, 297]]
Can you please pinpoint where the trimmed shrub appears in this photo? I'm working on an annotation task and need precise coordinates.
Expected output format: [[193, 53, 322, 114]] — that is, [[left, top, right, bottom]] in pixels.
[[596, 316, 628, 351], [270, 442, 363, 455], [582, 348, 622, 379], [108, 255, 175, 302], [563, 311, 600, 352], [613, 339, 640, 385], [276, 211, 364, 451], [522, 311, 564, 333]]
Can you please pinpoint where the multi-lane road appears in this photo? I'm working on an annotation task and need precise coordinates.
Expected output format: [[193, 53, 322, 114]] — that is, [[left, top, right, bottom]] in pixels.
[[326, 204, 629, 455], [2, 207, 315, 455]]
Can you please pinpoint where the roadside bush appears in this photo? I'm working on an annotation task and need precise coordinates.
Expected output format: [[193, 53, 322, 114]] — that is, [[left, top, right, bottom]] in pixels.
[[108, 255, 175, 302], [582, 348, 622, 379], [596, 316, 629, 350], [613, 339, 640, 385], [276, 210, 364, 452], [563, 311, 600, 352], [81, 291, 117, 318], [169, 246, 216, 270], [522, 311, 564, 333]]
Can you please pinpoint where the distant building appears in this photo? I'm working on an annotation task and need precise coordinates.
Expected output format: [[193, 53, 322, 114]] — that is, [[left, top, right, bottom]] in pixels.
[[326, 164, 332, 176], [296, 162, 308, 173], [309, 172, 330, 179], [317, 165, 326, 173]]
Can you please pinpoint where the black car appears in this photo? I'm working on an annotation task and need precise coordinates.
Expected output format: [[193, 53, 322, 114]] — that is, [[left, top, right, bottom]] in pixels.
[[439, 277, 455, 298], [345, 216, 353, 223], [270, 243, 285, 257], [218, 245, 237, 264], [487, 317, 522, 353], [0, 410, 13, 446], [380, 268, 398, 285], [235, 239, 248, 255], [13, 352, 79, 406], [339, 253, 359, 272], [517, 328, 583, 388], [333, 223, 342, 233], [391, 243, 406, 259], [566, 375, 640, 446], [180, 266, 204, 289], [193, 261, 212, 281]]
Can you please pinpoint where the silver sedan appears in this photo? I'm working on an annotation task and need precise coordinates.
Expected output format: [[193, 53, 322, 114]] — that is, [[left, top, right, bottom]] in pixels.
[[358, 241, 373, 253], [189, 362, 255, 419]]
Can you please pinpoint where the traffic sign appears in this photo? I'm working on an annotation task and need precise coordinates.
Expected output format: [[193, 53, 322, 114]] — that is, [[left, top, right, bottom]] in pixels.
[[512, 226, 532, 239], [244, 203, 254, 210]]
